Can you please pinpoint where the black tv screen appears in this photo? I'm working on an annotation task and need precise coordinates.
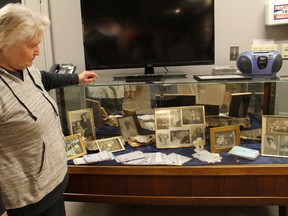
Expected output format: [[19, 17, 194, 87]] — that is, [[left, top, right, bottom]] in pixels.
[[81, 0, 214, 71]]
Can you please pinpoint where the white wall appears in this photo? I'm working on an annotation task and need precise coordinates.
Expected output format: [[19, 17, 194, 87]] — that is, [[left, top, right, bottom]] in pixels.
[[24, 0, 53, 71], [215, 0, 288, 76], [48, 0, 85, 72]]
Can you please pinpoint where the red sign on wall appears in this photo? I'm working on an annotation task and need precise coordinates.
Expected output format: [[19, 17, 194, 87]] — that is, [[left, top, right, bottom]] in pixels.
[[274, 4, 288, 20]]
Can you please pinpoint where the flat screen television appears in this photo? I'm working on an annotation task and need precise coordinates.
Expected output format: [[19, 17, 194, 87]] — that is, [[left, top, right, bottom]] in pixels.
[[80, 0, 214, 75]]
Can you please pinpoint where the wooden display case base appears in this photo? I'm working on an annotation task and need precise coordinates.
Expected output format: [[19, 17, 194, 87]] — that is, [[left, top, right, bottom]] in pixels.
[[65, 164, 288, 216]]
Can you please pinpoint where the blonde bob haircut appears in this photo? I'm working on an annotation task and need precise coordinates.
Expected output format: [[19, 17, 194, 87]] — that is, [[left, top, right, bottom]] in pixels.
[[0, 3, 50, 50]]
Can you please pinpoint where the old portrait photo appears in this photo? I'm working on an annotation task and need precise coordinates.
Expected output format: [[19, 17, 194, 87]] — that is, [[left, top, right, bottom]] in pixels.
[[154, 106, 205, 149], [65, 134, 87, 160], [67, 108, 96, 139], [96, 137, 125, 153]]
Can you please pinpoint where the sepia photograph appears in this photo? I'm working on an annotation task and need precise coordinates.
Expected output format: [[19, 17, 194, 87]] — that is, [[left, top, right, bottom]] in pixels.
[[210, 125, 240, 153], [122, 109, 142, 130], [170, 109, 182, 128], [279, 136, 288, 157], [266, 116, 288, 135], [118, 116, 139, 141], [182, 106, 204, 125], [156, 132, 170, 147], [155, 109, 170, 130], [170, 129, 191, 145], [154, 106, 206, 149], [191, 125, 205, 143], [96, 136, 125, 153], [262, 134, 279, 156], [64, 133, 87, 160], [262, 115, 288, 157], [67, 108, 96, 139]]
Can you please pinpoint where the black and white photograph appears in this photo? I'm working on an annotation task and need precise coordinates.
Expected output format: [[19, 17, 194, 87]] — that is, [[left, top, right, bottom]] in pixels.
[[170, 109, 182, 127], [67, 108, 96, 139], [155, 109, 170, 130], [210, 125, 240, 153], [156, 133, 170, 147], [122, 109, 142, 131], [96, 136, 125, 153], [182, 106, 204, 124], [64, 133, 87, 160], [154, 106, 206, 149], [170, 130, 191, 145], [279, 136, 288, 156], [191, 126, 205, 143], [262, 135, 279, 156], [262, 115, 288, 158]]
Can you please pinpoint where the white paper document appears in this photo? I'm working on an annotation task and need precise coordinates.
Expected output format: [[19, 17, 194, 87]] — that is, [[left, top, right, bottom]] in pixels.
[[192, 150, 222, 163], [167, 153, 192, 165], [122, 152, 174, 165], [73, 150, 194, 166], [115, 150, 146, 163], [73, 151, 114, 165], [118, 151, 192, 166]]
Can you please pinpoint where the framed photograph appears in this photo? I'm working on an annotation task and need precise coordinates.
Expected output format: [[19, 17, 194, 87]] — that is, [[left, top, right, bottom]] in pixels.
[[67, 108, 96, 139], [96, 136, 125, 153], [261, 115, 288, 157], [210, 125, 240, 153], [64, 133, 87, 160], [118, 116, 139, 141], [122, 109, 142, 131], [154, 106, 206, 149], [86, 98, 104, 129]]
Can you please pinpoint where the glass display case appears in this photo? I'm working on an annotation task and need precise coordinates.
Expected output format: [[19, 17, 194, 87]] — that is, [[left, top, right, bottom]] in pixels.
[[57, 73, 282, 135], [57, 73, 288, 216]]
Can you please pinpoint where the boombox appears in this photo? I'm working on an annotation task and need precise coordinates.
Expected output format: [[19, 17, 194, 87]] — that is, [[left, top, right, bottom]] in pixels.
[[236, 51, 283, 75]]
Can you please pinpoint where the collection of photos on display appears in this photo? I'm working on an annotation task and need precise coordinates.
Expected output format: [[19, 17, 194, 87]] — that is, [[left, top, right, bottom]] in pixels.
[[261, 115, 288, 157], [63, 95, 288, 161]]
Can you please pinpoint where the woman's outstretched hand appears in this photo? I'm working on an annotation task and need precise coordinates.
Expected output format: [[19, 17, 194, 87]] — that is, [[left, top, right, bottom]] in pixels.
[[78, 71, 99, 85]]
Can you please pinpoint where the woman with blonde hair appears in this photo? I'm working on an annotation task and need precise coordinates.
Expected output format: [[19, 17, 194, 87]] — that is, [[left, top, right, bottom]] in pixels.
[[0, 3, 98, 216]]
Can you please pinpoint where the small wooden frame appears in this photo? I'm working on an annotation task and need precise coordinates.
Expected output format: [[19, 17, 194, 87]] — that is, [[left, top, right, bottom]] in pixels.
[[64, 133, 87, 160], [122, 109, 142, 131], [210, 125, 240, 153], [96, 136, 125, 153]]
